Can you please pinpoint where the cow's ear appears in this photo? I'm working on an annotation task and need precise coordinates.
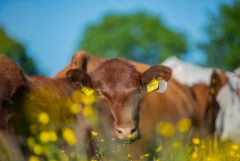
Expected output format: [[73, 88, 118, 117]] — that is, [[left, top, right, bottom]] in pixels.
[[209, 70, 228, 97], [141, 65, 172, 93], [70, 51, 89, 71], [66, 69, 92, 88]]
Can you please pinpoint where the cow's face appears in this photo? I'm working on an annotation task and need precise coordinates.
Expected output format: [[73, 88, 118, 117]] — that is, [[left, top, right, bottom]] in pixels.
[[67, 59, 171, 143]]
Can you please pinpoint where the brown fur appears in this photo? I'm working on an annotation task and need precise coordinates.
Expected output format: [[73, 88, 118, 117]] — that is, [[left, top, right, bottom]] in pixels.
[[0, 57, 97, 158], [0, 55, 26, 129], [0, 55, 26, 104], [55, 51, 105, 78]]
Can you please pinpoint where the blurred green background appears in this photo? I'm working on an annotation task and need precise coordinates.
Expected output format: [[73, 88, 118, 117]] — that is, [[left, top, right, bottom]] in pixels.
[[0, 0, 239, 75]]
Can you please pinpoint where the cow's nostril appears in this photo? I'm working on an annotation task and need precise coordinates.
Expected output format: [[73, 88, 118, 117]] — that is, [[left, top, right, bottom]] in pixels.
[[131, 127, 137, 134], [116, 129, 122, 134]]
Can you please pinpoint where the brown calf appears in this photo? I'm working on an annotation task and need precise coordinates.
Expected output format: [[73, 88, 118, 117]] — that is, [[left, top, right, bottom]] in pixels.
[[56, 52, 199, 157], [57, 52, 232, 157], [0, 56, 99, 157]]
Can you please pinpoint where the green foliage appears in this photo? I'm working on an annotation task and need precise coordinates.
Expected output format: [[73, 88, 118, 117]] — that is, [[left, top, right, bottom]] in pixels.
[[79, 12, 188, 65], [0, 27, 38, 75], [199, 0, 240, 70]]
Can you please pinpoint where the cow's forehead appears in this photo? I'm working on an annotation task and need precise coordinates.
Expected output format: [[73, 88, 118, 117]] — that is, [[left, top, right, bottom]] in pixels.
[[91, 59, 141, 89]]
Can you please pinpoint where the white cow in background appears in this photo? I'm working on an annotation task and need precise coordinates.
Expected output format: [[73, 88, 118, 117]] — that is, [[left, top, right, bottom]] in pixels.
[[162, 56, 240, 143]]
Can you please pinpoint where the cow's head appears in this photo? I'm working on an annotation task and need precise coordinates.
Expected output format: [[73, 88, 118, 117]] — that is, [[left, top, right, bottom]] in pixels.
[[66, 58, 171, 143]]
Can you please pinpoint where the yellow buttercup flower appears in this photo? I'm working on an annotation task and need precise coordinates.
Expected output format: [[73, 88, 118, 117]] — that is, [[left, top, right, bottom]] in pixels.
[[156, 122, 175, 138], [91, 130, 98, 137], [70, 103, 82, 114], [128, 134, 133, 139], [49, 131, 58, 142], [172, 141, 182, 148], [177, 118, 192, 132], [72, 90, 82, 103], [29, 155, 40, 161], [81, 92, 96, 105], [38, 112, 49, 125], [33, 144, 43, 155], [82, 106, 94, 118], [144, 153, 150, 157], [191, 152, 198, 159], [39, 131, 50, 143], [155, 158, 161, 161], [192, 137, 200, 145], [62, 128, 77, 145], [155, 146, 163, 152], [231, 144, 239, 151], [27, 137, 35, 149], [39, 130, 57, 143]]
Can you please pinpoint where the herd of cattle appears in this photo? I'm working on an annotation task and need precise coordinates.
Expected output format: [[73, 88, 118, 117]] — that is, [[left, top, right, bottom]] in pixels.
[[0, 51, 240, 159]]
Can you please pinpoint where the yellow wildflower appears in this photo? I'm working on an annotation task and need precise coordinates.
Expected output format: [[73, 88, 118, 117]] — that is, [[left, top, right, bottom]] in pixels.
[[72, 90, 82, 103], [155, 158, 161, 161], [38, 112, 49, 125], [39, 130, 57, 143], [144, 153, 150, 157], [191, 152, 198, 159], [91, 130, 98, 137], [229, 150, 235, 156], [192, 137, 200, 145], [70, 103, 82, 114], [231, 144, 239, 151], [27, 137, 35, 149], [172, 141, 182, 148], [155, 146, 162, 152], [62, 128, 77, 145], [49, 131, 58, 142], [177, 118, 192, 132], [29, 155, 40, 161], [81, 92, 96, 105], [82, 106, 94, 118], [156, 122, 175, 138], [128, 134, 133, 139], [206, 156, 218, 161], [39, 131, 50, 143], [33, 144, 43, 155]]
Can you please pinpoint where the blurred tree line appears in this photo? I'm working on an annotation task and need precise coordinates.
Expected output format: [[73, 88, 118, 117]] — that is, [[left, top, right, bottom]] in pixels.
[[199, 0, 240, 71], [80, 1, 240, 70], [0, 28, 38, 75], [79, 12, 187, 65]]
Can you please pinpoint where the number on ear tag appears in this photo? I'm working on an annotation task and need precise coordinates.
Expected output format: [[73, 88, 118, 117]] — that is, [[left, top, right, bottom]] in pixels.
[[147, 78, 159, 92], [81, 85, 94, 96]]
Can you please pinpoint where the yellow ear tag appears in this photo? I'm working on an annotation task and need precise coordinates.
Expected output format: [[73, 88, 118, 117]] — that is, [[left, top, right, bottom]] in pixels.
[[80, 84, 94, 96], [147, 78, 159, 92]]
